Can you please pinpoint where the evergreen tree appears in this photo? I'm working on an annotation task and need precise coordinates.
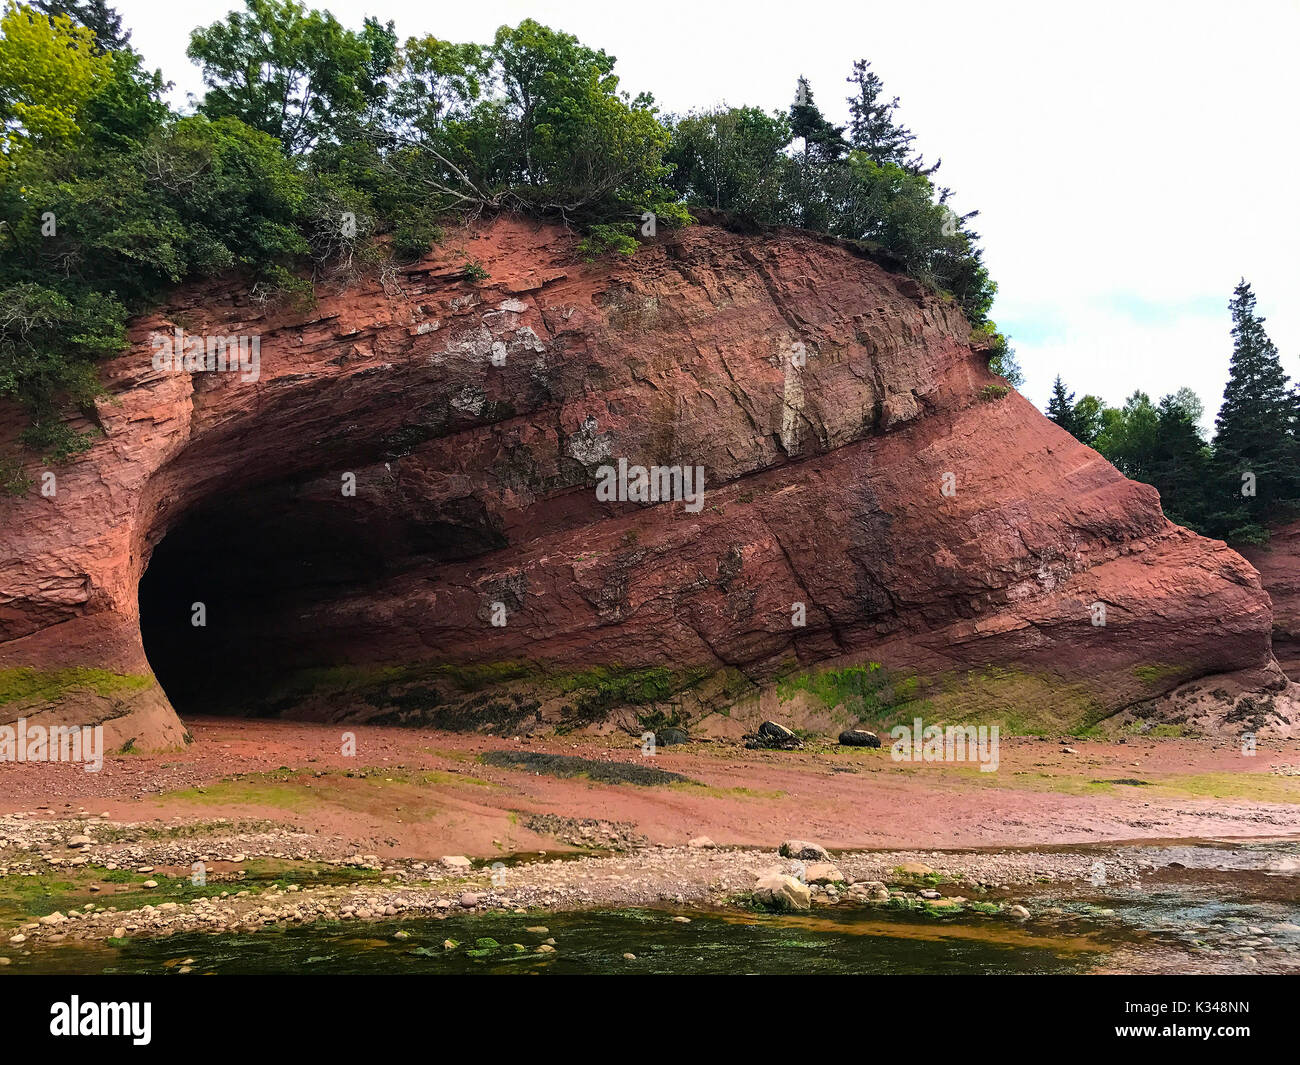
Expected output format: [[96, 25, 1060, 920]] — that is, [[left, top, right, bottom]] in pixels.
[[1046, 375, 1077, 436], [789, 76, 847, 163], [1210, 280, 1300, 538], [33, 0, 128, 51], [846, 58, 919, 169]]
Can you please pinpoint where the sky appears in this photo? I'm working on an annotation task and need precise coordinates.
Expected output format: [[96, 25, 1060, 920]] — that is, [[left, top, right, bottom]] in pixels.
[[113, 0, 1300, 432]]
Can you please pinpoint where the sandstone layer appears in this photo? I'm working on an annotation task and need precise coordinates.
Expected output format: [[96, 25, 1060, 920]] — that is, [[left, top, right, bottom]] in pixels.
[[1, 214, 1294, 748], [1242, 521, 1300, 677]]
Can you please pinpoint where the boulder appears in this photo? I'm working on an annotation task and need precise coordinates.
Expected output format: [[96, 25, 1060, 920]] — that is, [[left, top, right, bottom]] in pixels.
[[838, 729, 881, 748], [747, 722, 803, 750], [803, 863, 845, 885], [753, 872, 812, 912], [780, 839, 831, 861]]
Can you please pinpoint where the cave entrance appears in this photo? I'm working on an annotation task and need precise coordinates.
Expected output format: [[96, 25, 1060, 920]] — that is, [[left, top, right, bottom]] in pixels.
[[137, 459, 508, 719], [136, 488, 390, 719]]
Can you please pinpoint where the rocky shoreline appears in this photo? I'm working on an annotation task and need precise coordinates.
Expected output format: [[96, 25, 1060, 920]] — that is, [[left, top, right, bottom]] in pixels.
[[3, 810, 1291, 960]]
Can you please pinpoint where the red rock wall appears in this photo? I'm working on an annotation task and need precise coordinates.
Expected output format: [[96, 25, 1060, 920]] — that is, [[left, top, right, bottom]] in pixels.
[[1241, 521, 1300, 676], [0, 215, 1287, 746]]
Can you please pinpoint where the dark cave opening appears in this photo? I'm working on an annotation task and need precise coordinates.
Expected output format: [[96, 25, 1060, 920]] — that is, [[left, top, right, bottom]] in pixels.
[[137, 470, 509, 719], [137, 491, 391, 718]]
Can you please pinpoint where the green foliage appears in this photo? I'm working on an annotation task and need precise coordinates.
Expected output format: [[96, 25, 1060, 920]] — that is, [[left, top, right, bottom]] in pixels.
[[0, 2, 110, 165], [558, 664, 687, 722], [665, 106, 792, 217], [789, 76, 847, 163], [388, 35, 489, 142], [187, 0, 397, 155], [1, 70, 309, 449], [846, 58, 920, 168], [985, 331, 1024, 388], [664, 65, 997, 328], [3, 5, 994, 455], [577, 222, 638, 260], [32, 0, 128, 51], [0, 453, 32, 494], [1207, 280, 1300, 539], [1047, 282, 1299, 542]]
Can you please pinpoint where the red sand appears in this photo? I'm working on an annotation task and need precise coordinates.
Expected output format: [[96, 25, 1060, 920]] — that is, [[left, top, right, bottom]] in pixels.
[[3, 718, 1298, 858]]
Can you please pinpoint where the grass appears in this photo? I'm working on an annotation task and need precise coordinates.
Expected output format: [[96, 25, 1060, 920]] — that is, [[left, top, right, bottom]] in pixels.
[[670, 781, 787, 800], [1132, 663, 1189, 688], [0, 667, 153, 707], [977, 768, 1300, 805], [777, 662, 923, 725]]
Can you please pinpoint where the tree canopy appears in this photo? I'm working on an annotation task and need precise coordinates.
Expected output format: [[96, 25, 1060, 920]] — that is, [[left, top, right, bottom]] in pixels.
[[1045, 282, 1300, 543], [1, 1, 1012, 478]]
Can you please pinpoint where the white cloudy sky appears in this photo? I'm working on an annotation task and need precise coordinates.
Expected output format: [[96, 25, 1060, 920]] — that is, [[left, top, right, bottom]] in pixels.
[[114, 0, 1300, 430]]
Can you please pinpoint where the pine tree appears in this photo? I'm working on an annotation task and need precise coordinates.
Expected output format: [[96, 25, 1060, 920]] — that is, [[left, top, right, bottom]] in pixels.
[[846, 59, 916, 167], [1210, 280, 1300, 538], [34, 0, 129, 51], [1045, 375, 1077, 436], [789, 77, 847, 163]]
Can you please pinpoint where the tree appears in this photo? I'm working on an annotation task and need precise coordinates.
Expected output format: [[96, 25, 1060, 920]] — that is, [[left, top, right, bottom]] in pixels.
[[0, 2, 110, 166], [187, 0, 397, 155], [1148, 389, 1210, 531], [388, 36, 489, 143], [1071, 394, 1104, 447], [987, 336, 1024, 388], [1044, 378, 1110, 445], [789, 76, 847, 163], [665, 106, 792, 218], [1046, 375, 1077, 435], [32, 0, 127, 51], [1095, 391, 1160, 481], [376, 19, 687, 244], [846, 58, 921, 169], [1208, 280, 1300, 538]]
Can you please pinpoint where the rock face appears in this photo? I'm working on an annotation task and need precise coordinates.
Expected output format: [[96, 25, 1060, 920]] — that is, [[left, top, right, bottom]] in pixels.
[[1241, 522, 1300, 677], [0, 214, 1294, 748]]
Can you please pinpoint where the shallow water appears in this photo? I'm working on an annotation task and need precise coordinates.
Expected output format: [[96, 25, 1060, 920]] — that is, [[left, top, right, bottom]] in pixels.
[[5, 906, 1105, 975], [6, 840, 1298, 975]]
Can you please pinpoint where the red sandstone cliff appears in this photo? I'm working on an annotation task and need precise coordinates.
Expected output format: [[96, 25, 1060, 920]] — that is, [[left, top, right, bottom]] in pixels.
[[1, 214, 1295, 748], [1242, 521, 1300, 677]]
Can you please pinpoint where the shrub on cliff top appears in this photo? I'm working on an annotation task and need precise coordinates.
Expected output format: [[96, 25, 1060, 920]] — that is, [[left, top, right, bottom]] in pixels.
[[1, 0, 996, 460]]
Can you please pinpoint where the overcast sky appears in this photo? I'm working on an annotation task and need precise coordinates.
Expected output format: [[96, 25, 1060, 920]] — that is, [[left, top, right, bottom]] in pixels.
[[113, 0, 1300, 431]]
